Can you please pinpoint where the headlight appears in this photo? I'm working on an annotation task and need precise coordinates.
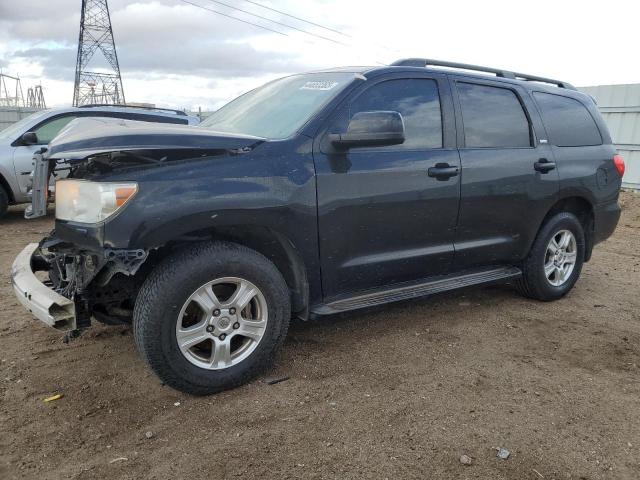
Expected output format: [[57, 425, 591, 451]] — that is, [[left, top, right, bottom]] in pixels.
[[55, 179, 138, 223]]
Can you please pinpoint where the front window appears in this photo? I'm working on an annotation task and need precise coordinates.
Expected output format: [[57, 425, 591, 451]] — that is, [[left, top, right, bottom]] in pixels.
[[348, 78, 443, 149], [32, 115, 79, 144], [0, 109, 51, 141], [200, 72, 357, 139]]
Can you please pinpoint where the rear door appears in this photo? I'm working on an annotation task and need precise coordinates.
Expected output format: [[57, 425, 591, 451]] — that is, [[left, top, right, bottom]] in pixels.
[[314, 73, 461, 299], [450, 78, 558, 269]]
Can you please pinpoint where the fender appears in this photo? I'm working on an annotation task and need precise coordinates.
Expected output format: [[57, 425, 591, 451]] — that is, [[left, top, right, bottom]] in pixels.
[[0, 162, 18, 203]]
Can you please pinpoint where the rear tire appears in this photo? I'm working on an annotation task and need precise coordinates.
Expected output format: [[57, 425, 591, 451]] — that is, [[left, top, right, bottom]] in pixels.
[[517, 212, 585, 301], [0, 186, 8, 218], [133, 241, 290, 395]]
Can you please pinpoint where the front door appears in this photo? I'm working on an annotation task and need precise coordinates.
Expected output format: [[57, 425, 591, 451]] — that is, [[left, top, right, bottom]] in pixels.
[[450, 78, 559, 269], [12, 114, 79, 196], [314, 74, 461, 299], [12, 144, 41, 197]]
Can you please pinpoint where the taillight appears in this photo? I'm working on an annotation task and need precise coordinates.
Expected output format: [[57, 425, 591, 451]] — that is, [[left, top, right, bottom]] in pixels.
[[613, 154, 625, 177]]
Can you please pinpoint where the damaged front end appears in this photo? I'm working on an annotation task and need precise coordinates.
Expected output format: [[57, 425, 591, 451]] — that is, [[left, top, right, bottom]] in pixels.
[[15, 117, 265, 331], [13, 236, 151, 331]]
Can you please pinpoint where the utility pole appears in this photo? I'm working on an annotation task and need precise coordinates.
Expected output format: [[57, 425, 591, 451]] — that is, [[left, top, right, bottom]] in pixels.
[[73, 0, 125, 106], [27, 85, 47, 109], [0, 73, 25, 107]]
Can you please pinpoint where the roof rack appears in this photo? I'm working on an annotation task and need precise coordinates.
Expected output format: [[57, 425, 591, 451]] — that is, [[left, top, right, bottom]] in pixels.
[[77, 104, 188, 116], [390, 58, 576, 90]]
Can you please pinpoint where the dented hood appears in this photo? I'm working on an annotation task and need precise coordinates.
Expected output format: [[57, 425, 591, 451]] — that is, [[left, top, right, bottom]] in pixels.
[[47, 117, 265, 159]]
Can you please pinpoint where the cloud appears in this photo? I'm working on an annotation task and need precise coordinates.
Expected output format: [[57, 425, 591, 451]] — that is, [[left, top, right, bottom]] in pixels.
[[11, 40, 310, 82], [0, 0, 78, 44], [10, 47, 76, 81], [2, 1, 327, 89], [2, 0, 640, 109]]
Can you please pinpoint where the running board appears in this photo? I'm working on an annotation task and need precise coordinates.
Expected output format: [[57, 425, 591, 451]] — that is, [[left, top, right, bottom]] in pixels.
[[311, 266, 522, 315]]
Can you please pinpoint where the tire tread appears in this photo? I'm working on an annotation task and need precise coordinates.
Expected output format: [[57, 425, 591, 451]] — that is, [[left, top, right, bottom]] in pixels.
[[517, 211, 585, 301], [133, 241, 290, 395]]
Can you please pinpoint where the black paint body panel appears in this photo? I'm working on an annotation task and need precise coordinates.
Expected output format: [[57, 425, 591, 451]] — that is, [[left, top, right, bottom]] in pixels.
[[49, 65, 622, 311]]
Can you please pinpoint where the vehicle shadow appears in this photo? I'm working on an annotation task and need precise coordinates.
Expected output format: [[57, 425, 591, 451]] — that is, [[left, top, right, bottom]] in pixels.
[[285, 282, 521, 343], [1, 205, 55, 226]]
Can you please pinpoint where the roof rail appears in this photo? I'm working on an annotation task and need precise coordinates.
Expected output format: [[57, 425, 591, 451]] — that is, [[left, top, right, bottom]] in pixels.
[[390, 58, 576, 90], [77, 104, 188, 116]]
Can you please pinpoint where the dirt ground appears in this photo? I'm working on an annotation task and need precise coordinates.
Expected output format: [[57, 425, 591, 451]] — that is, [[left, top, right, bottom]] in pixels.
[[1, 192, 639, 480]]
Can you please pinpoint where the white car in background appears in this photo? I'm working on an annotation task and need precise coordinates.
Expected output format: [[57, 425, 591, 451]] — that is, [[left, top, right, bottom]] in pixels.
[[0, 105, 199, 217]]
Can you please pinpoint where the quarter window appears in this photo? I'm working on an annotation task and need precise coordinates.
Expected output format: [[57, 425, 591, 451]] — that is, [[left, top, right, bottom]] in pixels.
[[350, 79, 443, 149], [533, 92, 602, 147], [457, 82, 531, 148]]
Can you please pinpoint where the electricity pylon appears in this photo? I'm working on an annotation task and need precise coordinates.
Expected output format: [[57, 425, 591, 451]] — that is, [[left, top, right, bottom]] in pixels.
[[27, 85, 47, 109], [73, 0, 125, 106]]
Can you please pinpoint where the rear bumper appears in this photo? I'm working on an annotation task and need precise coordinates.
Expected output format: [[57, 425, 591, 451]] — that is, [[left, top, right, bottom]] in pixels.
[[593, 201, 621, 245], [11, 243, 77, 331]]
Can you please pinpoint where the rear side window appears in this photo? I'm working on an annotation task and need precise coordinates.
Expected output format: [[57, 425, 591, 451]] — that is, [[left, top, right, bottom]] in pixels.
[[350, 78, 443, 149], [533, 92, 602, 147], [457, 82, 531, 148]]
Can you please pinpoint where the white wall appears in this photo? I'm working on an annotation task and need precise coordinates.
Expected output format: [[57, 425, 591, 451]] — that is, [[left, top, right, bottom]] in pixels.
[[580, 84, 640, 190], [0, 107, 43, 132]]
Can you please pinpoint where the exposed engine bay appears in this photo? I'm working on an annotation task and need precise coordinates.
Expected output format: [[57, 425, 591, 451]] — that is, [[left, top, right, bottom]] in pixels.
[[27, 146, 236, 219], [25, 116, 264, 219]]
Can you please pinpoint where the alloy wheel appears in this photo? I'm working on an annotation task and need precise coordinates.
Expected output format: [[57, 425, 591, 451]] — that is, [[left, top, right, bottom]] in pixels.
[[175, 277, 268, 370], [544, 229, 577, 287]]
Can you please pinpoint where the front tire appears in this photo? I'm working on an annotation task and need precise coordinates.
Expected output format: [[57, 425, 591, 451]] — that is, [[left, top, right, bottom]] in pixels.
[[133, 241, 291, 395], [0, 186, 8, 218], [517, 212, 585, 301]]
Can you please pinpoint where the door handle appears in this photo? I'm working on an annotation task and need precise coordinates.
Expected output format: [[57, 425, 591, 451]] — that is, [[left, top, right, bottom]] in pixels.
[[534, 158, 556, 173], [428, 163, 459, 181]]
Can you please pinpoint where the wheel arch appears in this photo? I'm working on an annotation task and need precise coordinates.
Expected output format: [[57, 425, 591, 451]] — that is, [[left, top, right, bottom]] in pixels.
[[159, 224, 310, 318], [538, 195, 595, 261], [0, 171, 15, 203]]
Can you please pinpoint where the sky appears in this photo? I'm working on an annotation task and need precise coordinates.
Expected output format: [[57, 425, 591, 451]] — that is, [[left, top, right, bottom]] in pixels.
[[0, 0, 639, 111]]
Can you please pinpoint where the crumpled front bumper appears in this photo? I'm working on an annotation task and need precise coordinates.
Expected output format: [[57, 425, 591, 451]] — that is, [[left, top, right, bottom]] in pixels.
[[11, 243, 76, 331]]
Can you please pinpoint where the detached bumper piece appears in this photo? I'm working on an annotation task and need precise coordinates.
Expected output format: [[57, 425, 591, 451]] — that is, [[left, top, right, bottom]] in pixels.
[[24, 148, 50, 219], [11, 243, 77, 331]]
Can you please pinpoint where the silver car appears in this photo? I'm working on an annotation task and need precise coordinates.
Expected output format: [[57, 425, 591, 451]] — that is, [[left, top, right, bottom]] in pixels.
[[0, 105, 199, 217]]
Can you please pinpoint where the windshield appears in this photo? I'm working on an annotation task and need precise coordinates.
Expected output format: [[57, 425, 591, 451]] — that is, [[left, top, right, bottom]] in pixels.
[[200, 72, 357, 139], [0, 109, 52, 141]]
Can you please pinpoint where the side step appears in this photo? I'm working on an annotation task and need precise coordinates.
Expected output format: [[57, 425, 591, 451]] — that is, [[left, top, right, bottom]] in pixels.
[[311, 266, 522, 315]]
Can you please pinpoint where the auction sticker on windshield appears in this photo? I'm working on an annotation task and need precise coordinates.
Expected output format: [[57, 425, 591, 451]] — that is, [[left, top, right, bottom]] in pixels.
[[300, 81, 339, 91]]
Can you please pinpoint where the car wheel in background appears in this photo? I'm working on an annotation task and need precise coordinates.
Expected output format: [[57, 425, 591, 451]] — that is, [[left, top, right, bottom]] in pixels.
[[0, 186, 8, 218]]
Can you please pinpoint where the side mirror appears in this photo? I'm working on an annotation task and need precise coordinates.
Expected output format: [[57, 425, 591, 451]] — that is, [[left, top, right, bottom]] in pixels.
[[329, 111, 405, 149], [21, 131, 39, 146]]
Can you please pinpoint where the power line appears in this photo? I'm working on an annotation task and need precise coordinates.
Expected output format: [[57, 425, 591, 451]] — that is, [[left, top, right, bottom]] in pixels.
[[240, 0, 401, 58], [179, 0, 288, 36], [179, 0, 388, 65], [203, 0, 349, 46], [242, 0, 351, 38]]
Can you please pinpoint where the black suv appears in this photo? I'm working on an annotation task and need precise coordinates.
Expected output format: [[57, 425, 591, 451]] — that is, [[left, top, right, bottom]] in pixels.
[[12, 59, 624, 394]]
